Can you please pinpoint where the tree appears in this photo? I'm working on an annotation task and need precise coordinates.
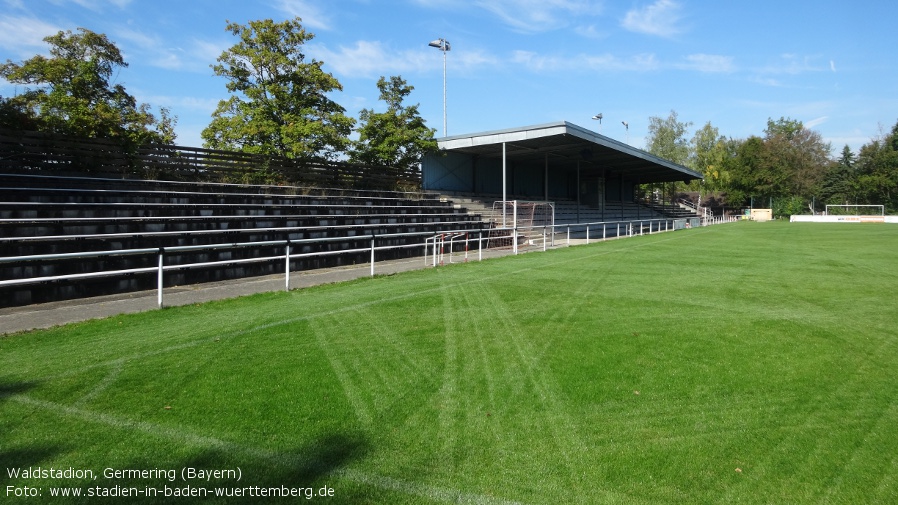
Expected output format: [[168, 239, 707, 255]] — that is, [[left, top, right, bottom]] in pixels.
[[764, 124, 831, 199], [350, 76, 438, 174], [0, 28, 176, 144], [690, 121, 731, 193], [764, 116, 803, 141], [202, 18, 354, 161], [819, 145, 856, 207], [855, 120, 898, 212], [723, 136, 769, 206], [645, 109, 692, 165]]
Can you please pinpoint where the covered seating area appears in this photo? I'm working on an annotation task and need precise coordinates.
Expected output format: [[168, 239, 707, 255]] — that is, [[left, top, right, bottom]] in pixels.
[[421, 121, 703, 222]]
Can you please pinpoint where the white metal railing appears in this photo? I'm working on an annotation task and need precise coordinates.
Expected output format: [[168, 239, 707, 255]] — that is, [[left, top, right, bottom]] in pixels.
[[1, 215, 740, 309], [677, 198, 698, 210]]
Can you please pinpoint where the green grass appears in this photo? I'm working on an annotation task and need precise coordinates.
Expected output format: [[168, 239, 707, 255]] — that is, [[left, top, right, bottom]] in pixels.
[[2, 221, 897, 504]]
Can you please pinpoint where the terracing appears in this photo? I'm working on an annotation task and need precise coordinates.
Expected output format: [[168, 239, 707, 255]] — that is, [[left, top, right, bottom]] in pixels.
[[0, 174, 484, 306]]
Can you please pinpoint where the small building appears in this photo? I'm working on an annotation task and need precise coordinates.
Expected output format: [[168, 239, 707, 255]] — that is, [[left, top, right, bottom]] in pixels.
[[422, 121, 703, 221]]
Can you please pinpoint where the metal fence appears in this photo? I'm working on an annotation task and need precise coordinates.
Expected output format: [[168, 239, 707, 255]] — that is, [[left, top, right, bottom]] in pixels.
[[0, 128, 420, 190], [0, 214, 739, 309]]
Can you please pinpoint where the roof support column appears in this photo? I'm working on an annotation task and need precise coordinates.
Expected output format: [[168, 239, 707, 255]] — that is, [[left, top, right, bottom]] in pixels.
[[502, 141, 507, 228], [576, 160, 581, 224], [544, 153, 549, 202]]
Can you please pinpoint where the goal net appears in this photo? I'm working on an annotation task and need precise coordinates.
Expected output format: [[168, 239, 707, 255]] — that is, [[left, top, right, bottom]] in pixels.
[[825, 204, 885, 216], [486, 200, 555, 249]]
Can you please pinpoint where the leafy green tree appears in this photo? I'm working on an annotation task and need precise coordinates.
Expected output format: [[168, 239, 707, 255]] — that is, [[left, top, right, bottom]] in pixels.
[[202, 18, 354, 161], [855, 121, 898, 212], [646, 109, 693, 165], [0, 28, 176, 144], [690, 121, 731, 192], [819, 145, 856, 206], [764, 116, 803, 140], [350, 76, 437, 174], [762, 118, 831, 199]]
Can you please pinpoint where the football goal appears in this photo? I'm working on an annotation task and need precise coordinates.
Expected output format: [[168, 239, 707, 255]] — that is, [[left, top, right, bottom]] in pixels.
[[825, 205, 885, 216], [486, 200, 555, 248]]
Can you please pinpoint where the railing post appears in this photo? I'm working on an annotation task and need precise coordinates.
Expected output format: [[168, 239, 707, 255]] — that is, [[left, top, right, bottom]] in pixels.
[[513, 228, 518, 255], [370, 234, 376, 277], [543, 226, 547, 251], [285, 241, 291, 291], [566, 225, 570, 246], [157, 248, 164, 309], [586, 224, 590, 245], [478, 229, 483, 262]]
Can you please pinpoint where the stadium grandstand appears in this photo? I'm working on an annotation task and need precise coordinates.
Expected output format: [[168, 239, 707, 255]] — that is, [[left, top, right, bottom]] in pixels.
[[0, 122, 706, 307], [422, 121, 704, 227]]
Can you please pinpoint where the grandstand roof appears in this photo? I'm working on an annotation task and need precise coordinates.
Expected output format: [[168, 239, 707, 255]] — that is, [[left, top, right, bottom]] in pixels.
[[436, 121, 703, 183]]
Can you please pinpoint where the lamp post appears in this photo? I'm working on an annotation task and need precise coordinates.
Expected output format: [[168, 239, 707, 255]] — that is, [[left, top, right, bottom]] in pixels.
[[591, 113, 603, 134], [621, 121, 629, 145], [428, 38, 451, 137]]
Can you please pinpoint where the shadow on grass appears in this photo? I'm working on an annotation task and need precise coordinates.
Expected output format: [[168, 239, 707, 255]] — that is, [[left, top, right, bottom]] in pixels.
[[104, 432, 373, 504], [0, 446, 66, 486], [0, 379, 37, 401]]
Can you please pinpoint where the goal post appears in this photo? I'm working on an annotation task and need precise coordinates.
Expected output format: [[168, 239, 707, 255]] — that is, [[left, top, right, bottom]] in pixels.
[[487, 200, 555, 249], [825, 204, 884, 216]]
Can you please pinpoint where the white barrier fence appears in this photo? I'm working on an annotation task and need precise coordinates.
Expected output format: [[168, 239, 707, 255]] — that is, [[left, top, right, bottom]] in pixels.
[[1, 215, 739, 309], [790, 215, 898, 223]]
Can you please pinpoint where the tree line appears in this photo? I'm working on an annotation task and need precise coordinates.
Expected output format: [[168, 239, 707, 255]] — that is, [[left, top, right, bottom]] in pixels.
[[3, 18, 896, 214], [646, 110, 898, 215], [0, 18, 437, 177]]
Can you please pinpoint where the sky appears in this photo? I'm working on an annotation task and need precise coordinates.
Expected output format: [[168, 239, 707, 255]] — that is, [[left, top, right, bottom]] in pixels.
[[1, 0, 896, 155]]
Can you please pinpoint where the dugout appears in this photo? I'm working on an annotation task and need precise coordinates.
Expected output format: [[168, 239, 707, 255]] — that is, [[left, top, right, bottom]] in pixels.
[[422, 121, 703, 218]]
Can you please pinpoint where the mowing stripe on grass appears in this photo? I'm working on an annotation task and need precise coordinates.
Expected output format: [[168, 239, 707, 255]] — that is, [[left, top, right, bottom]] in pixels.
[[32, 230, 701, 386], [26, 230, 688, 386], [9, 393, 526, 505], [4, 223, 898, 504]]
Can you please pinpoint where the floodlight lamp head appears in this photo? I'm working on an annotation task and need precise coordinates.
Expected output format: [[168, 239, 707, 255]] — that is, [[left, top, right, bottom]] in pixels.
[[592, 113, 603, 121], [428, 38, 450, 51]]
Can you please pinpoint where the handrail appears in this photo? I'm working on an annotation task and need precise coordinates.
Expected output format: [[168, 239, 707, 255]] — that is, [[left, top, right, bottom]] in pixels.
[[0, 184, 431, 203], [0, 211, 473, 225], [0, 219, 480, 243], [0, 172, 426, 200], [1, 216, 739, 308]]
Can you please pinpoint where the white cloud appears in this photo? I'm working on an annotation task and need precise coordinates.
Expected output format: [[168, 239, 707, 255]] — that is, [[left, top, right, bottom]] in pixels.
[[53, 0, 132, 12], [513, 50, 659, 72], [112, 26, 225, 72], [272, 0, 333, 31], [474, 0, 604, 32], [679, 54, 735, 73], [804, 116, 828, 129], [308, 40, 497, 78], [621, 0, 685, 37], [830, 60, 836, 73], [574, 24, 609, 39], [0, 15, 61, 57], [762, 53, 823, 75], [309, 41, 433, 77], [140, 94, 219, 113]]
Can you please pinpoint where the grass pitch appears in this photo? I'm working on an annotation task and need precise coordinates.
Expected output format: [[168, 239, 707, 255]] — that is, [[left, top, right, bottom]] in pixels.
[[2, 221, 897, 504]]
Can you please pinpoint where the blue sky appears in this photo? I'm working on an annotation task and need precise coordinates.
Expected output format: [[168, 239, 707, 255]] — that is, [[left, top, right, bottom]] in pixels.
[[1, 0, 895, 155]]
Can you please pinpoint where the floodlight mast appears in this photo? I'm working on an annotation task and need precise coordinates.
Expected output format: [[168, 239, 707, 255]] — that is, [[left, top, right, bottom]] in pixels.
[[429, 38, 450, 136]]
